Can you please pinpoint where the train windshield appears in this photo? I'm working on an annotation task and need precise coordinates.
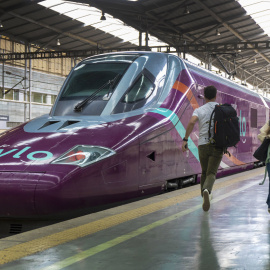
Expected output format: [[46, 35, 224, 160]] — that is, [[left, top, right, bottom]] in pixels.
[[52, 53, 165, 117], [54, 59, 132, 116], [60, 62, 129, 100]]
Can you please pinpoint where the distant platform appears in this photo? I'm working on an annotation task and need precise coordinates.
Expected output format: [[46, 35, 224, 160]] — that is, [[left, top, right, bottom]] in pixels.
[[0, 167, 269, 270]]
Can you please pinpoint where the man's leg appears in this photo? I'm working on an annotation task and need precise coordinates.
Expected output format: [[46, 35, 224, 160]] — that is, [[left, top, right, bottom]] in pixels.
[[266, 186, 270, 212], [198, 144, 209, 196], [203, 145, 223, 193], [266, 164, 270, 212]]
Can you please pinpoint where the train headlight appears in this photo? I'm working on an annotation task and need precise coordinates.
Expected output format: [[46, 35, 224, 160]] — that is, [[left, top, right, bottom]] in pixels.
[[51, 145, 116, 167]]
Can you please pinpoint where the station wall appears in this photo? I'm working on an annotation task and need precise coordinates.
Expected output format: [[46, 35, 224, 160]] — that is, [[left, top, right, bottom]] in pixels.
[[0, 64, 66, 130]]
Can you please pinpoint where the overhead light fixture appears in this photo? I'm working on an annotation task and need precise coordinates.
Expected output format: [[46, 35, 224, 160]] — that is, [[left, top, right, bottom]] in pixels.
[[254, 58, 257, 64], [216, 28, 221, 36], [0, 20, 3, 28], [184, 6, 190, 15], [267, 67, 269, 72], [100, 11, 106, 21], [57, 39, 61, 46]]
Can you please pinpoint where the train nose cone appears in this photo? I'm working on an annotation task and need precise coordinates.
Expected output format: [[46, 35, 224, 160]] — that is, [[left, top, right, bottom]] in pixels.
[[0, 171, 44, 218]]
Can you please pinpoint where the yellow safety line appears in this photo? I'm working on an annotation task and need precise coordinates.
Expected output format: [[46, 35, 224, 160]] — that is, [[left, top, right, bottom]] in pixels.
[[0, 168, 264, 265], [41, 180, 258, 270]]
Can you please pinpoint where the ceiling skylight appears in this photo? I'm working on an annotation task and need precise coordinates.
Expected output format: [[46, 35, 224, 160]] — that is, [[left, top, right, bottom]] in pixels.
[[39, 0, 168, 47], [238, 0, 270, 35]]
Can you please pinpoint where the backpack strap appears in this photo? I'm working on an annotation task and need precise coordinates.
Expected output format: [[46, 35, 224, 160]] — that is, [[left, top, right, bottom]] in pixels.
[[259, 144, 270, 185], [208, 108, 216, 144], [223, 148, 231, 157]]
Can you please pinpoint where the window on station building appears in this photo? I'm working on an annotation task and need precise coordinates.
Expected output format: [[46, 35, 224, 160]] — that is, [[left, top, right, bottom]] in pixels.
[[32, 92, 43, 103], [4, 89, 14, 100], [14, 90, 19, 101], [32, 92, 48, 104], [0, 88, 21, 101], [42, 94, 47, 104], [51, 95, 57, 104], [250, 108, 257, 128], [0, 88, 4, 99]]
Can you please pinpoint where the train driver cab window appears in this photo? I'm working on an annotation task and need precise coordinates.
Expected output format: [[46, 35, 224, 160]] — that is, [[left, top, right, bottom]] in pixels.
[[61, 62, 129, 99], [123, 74, 154, 103], [53, 61, 132, 116], [112, 70, 155, 114]]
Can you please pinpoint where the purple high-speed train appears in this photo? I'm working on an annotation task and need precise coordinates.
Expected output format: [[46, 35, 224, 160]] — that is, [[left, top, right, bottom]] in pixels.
[[0, 52, 266, 221]]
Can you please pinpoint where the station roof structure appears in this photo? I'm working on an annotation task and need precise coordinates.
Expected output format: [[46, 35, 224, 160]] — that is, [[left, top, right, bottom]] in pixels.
[[1, 0, 270, 90]]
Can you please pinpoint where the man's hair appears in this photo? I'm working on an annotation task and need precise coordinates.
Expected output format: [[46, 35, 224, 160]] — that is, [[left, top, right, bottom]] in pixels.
[[204, 85, 217, 100]]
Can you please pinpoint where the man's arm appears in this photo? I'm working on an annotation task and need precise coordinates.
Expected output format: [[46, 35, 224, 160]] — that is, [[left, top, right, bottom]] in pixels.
[[181, 115, 198, 152]]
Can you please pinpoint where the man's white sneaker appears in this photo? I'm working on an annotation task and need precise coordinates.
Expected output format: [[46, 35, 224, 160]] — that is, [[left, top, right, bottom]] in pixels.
[[202, 189, 210, 212]]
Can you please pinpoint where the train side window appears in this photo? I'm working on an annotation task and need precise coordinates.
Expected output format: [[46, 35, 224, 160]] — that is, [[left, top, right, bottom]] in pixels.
[[122, 74, 154, 103], [112, 70, 156, 114], [251, 108, 257, 128]]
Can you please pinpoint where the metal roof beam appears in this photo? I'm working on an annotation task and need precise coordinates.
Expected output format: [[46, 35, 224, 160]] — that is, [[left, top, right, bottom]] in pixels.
[[181, 12, 247, 35], [35, 34, 61, 52], [190, 24, 221, 45], [2, 42, 270, 61], [245, 64, 269, 80], [192, 0, 270, 64], [0, 0, 43, 14], [84, 0, 183, 45], [169, 3, 246, 31], [147, 2, 186, 32], [69, 0, 144, 14], [144, 0, 188, 13], [28, 24, 85, 43], [0, 7, 103, 48], [234, 54, 259, 71], [0, 32, 30, 47], [257, 77, 270, 87], [4, 12, 84, 36]]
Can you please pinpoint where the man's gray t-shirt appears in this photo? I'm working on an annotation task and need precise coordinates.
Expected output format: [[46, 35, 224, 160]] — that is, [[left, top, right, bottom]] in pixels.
[[192, 102, 218, 146]]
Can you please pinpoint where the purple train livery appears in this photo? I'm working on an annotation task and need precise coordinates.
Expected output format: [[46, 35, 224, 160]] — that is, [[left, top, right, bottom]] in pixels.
[[0, 52, 266, 223]]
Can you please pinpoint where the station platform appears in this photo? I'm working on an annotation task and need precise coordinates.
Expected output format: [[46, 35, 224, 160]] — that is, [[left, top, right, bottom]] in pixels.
[[0, 167, 269, 270]]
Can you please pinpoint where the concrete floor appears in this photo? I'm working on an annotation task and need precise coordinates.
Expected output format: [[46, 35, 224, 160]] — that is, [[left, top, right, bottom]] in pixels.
[[0, 167, 269, 270]]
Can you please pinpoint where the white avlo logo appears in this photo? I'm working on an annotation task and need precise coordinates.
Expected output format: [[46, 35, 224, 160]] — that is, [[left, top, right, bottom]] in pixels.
[[0, 147, 53, 161]]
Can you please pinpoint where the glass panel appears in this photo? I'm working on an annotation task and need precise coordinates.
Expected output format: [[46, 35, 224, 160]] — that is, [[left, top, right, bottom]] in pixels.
[[86, 54, 139, 63], [5, 89, 13, 100], [51, 95, 57, 104], [43, 94, 47, 104], [122, 74, 154, 103], [14, 90, 19, 101], [60, 62, 130, 99], [32, 92, 43, 103], [112, 73, 156, 114]]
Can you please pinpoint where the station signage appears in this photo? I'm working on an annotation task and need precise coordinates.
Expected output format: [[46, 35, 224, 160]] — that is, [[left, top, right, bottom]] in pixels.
[[0, 115, 9, 121]]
